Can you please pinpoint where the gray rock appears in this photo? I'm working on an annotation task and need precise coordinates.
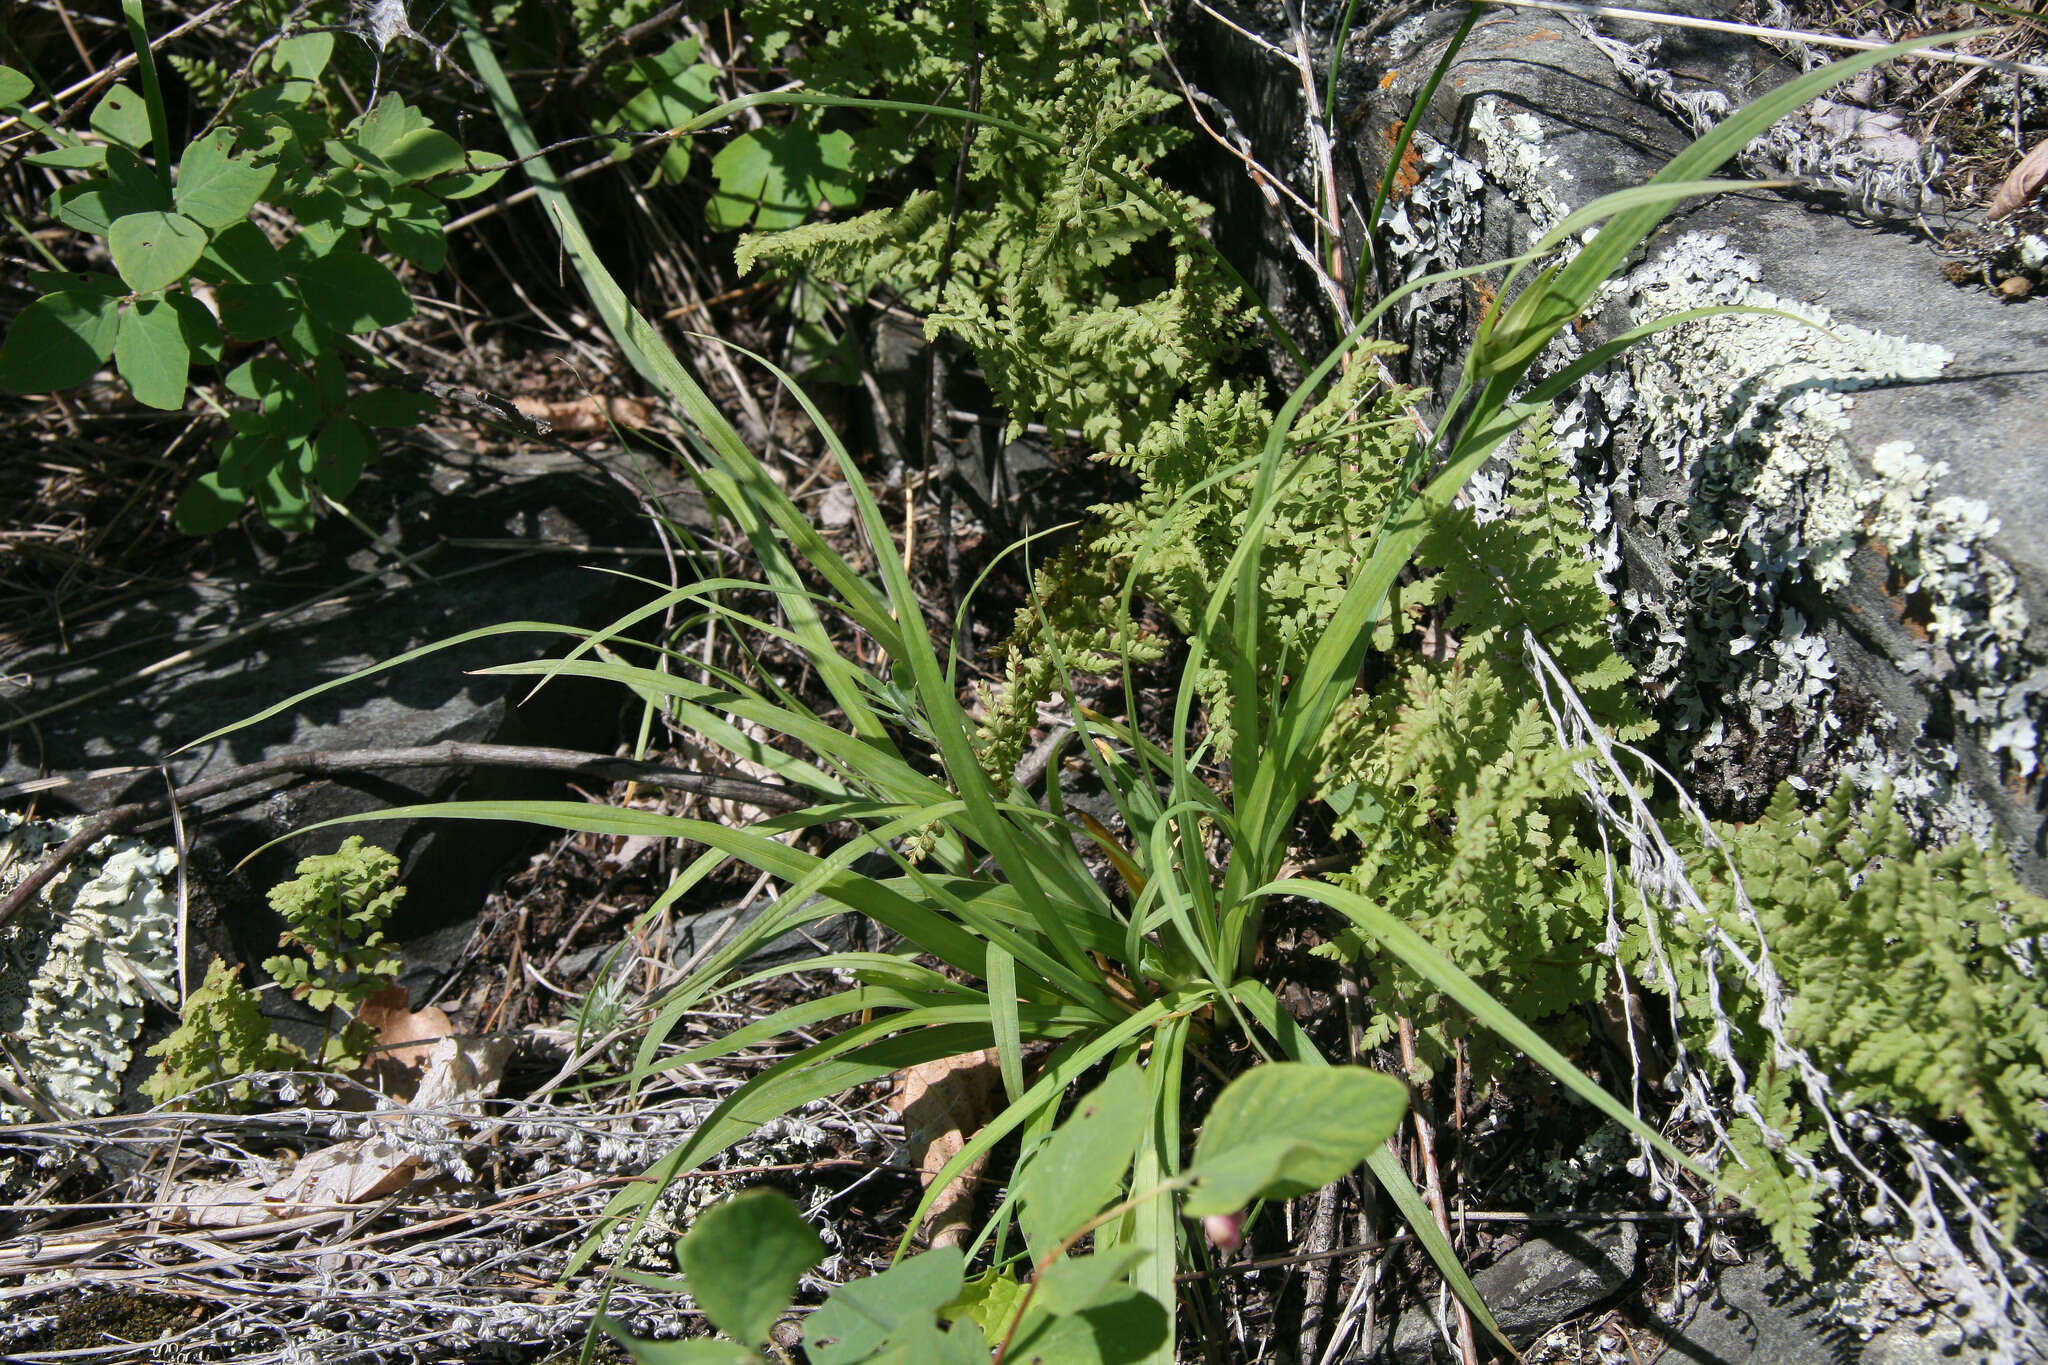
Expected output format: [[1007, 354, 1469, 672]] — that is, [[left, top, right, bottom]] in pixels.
[[2, 445, 703, 950], [1862, 1317, 1973, 1365], [1651, 1259, 1841, 1365], [1370, 1222, 1639, 1361]]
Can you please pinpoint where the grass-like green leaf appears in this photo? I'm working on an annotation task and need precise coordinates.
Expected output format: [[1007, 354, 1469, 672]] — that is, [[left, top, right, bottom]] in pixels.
[[598, 1320, 758, 1365], [1269, 877, 1703, 1177]]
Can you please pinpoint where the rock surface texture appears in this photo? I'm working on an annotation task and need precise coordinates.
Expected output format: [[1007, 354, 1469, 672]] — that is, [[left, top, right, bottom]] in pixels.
[[1, 445, 699, 940], [1373, 1223, 1639, 1360], [1181, 0, 2047, 891]]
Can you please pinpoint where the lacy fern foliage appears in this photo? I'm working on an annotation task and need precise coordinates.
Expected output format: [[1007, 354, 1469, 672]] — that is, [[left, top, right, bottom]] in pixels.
[[734, 0, 1251, 448], [1672, 780, 2048, 1256], [144, 956, 303, 1110], [1311, 410, 1646, 1065]]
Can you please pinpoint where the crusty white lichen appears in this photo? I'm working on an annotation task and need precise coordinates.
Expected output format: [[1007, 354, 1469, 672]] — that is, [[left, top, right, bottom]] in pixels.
[[1859, 442, 2037, 777], [1469, 96, 1573, 240], [0, 815, 179, 1121], [1608, 230, 2042, 795], [1403, 80, 2042, 812], [1609, 232, 1953, 756], [1377, 129, 1488, 383]]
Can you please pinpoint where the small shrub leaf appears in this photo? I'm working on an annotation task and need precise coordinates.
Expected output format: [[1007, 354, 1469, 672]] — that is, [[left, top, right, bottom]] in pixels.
[[383, 127, 466, 181], [677, 1190, 824, 1348], [174, 471, 244, 534], [708, 126, 862, 232], [0, 290, 120, 392], [175, 129, 275, 228], [1004, 1287, 1172, 1365], [0, 65, 30, 106], [433, 153, 509, 200], [28, 144, 109, 169], [217, 279, 302, 341], [115, 298, 190, 409], [311, 417, 373, 496], [89, 83, 151, 149], [293, 246, 413, 332], [1032, 1247, 1151, 1316], [374, 193, 446, 271], [1015, 1060, 1149, 1261], [349, 386, 437, 426], [1183, 1064, 1407, 1217], [270, 32, 334, 80], [204, 220, 286, 283], [166, 290, 224, 363], [804, 1247, 966, 1365], [109, 211, 208, 293]]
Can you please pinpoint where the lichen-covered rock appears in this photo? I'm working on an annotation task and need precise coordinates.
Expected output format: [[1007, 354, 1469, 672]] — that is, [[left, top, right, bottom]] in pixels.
[[1184, 0, 2048, 888], [0, 815, 179, 1120]]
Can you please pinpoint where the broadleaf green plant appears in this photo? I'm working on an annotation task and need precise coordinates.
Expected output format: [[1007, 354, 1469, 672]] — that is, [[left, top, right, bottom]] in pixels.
[[601, 1062, 1402, 1363], [0, 20, 505, 532]]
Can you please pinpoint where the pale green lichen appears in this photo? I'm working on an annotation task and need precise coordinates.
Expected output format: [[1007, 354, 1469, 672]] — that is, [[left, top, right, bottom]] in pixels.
[[1614, 232, 1954, 752], [1469, 96, 1572, 239], [1414, 87, 2041, 810], [0, 815, 179, 1121]]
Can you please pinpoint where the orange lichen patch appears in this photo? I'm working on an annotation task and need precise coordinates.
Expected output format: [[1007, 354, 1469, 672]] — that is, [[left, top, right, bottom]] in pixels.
[[1387, 121, 1425, 201], [1862, 542, 1936, 643], [1380, 69, 1399, 90], [1469, 279, 1499, 316]]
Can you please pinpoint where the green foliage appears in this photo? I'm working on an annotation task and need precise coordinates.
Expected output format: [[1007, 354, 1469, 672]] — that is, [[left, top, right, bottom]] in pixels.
[[976, 354, 1417, 779], [1305, 408, 1650, 1066], [141, 839, 411, 1106], [1668, 780, 2048, 1257], [263, 836, 406, 1065], [603, 1063, 1399, 1364], [142, 956, 303, 1109], [728, 0, 1252, 448], [595, 38, 717, 187], [234, 16, 1991, 1352], [0, 29, 502, 533]]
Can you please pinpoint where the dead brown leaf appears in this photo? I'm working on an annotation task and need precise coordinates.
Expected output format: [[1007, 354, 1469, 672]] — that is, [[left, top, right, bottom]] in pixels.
[[408, 1033, 515, 1112], [358, 985, 454, 1099], [512, 394, 654, 433], [153, 1033, 515, 1228], [1986, 137, 2048, 221], [154, 1175, 275, 1229], [260, 1134, 421, 1216], [890, 1049, 1000, 1250]]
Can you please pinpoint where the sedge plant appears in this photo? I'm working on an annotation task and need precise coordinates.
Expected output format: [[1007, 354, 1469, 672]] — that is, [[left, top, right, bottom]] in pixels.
[[185, 12, 1966, 1355]]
